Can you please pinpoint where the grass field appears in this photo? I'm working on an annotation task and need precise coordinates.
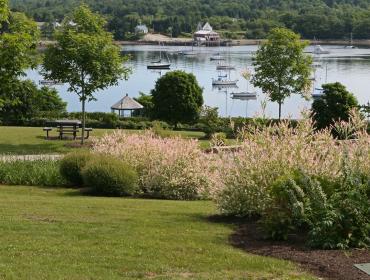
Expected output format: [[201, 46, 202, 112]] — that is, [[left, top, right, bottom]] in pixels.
[[0, 185, 315, 279], [0, 126, 207, 155]]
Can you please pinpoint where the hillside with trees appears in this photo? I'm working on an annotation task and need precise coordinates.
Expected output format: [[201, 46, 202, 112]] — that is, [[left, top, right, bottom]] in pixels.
[[8, 0, 370, 40]]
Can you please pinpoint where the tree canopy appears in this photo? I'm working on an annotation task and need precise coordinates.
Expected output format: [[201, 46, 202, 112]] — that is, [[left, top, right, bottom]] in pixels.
[[151, 70, 203, 126], [252, 28, 312, 119], [10, 0, 370, 40], [312, 82, 359, 129], [0, 0, 40, 112], [42, 4, 130, 143]]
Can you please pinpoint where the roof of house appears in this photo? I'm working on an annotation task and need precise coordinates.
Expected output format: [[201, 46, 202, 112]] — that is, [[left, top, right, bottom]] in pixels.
[[202, 22, 213, 31], [111, 94, 144, 110]]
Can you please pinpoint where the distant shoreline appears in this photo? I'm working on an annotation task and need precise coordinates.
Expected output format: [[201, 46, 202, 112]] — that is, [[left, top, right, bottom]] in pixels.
[[38, 38, 370, 49]]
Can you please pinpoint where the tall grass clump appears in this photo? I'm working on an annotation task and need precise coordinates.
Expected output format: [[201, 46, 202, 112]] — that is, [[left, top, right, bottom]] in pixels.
[[92, 131, 219, 200], [59, 151, 93, 186], [0, 159, 66, 187], [215, 110, 370, 217], [82, 155, 138, 196]]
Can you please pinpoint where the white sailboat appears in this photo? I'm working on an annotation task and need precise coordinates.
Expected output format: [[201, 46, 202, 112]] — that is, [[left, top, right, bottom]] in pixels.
[[344, 33, 356, 49], [313, 45, 330, 55], [210, 53, 225, 61], [147, 43, 171, 69]]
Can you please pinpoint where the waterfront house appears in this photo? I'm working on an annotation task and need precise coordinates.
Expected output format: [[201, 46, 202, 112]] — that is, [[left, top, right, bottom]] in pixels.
[[193, 22, 220, 45], [135, 24, 149, 34]]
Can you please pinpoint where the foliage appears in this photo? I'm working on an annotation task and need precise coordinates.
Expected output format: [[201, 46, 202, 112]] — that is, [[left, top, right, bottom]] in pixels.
[[92, 130, 217, 200], [42, 4, 130, 143], [0, 1, 39, 111], [151, 70, 203, 127], [252, 28, 312, 119], [11, 0, 370, 41], [200, 106, 222, 139], [312, 82, 360, 131], [82, 155, 138, 196], [0, 159, 66, 186], [262, 163, 370, 249], [0, 79, 66, 123], [134, 92, 154, 118], [59, 151, 93, 186], [215, 112, 370, 218]]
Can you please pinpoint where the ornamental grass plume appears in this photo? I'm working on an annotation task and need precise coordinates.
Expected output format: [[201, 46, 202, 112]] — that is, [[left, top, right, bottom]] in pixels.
[[216, 111, 370, 217], [92, 130, 221, 200]]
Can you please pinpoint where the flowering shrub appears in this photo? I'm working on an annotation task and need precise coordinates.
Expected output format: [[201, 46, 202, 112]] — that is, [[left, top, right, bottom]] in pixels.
[[92, 131, 220, 200], [215, 112, 370, 217]]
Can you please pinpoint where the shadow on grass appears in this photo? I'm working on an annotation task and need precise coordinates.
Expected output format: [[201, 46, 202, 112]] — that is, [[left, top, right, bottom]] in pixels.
[[0, 143, 67, 155]]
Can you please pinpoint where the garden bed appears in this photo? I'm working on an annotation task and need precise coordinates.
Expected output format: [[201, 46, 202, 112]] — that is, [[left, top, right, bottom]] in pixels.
[[230, 221, 370, 280]]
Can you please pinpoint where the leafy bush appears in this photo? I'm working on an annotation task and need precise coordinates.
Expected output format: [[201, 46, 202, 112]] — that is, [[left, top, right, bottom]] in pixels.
[[312, 82, 359, 130], [59, 151, 93, 186], [82, 155, 138, 196], [261, 163, 370, 249], [0, 159, 66, 187]]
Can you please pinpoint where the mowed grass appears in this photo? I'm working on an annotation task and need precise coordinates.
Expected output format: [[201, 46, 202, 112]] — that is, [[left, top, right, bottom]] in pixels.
[[0, 185, 316, 280], [0, 126, 207, 155]]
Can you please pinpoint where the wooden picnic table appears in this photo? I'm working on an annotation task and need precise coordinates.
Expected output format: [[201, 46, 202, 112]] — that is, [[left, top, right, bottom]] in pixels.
[[43, 120, 93, 140], [54, 119, 81, 140]]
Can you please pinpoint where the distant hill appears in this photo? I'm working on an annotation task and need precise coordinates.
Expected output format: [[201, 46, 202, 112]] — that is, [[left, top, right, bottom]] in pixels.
[[9, 0, 370, 40]]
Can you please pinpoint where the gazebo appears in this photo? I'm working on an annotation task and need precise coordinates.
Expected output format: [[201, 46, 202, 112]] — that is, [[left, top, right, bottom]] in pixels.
[[111, 94, 144, 117]]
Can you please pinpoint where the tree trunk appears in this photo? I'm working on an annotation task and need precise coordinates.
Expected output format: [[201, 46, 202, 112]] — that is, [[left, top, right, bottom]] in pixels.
[[278, 101, 282, 121], [81, 92, 86, 145]]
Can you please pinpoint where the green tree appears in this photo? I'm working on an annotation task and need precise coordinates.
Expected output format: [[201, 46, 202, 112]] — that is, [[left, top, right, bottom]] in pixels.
[[0, 80, 66, 123], [0, 0, 40, 111], [312, 82, 359, 130], [252, 28, 312, 120], [151, 70, 203, 127], [200, 106, 221, 139], [42, 4, 130, 143], [134, 92, 154, 118]]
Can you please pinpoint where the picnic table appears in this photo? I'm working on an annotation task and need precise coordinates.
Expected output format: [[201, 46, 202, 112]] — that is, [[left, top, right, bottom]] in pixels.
[[55, 119, 81, 140], [43, 120, 93, 140]]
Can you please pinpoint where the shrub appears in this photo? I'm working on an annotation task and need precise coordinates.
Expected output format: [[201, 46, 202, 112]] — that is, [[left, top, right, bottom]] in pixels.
[[82, 155, 138, 196], [59, 151, 93, 186], [312, 82, 359, 130], [261, 162, 370, 249], [215, 112, 370, 218], [0, 159, 66, 187]]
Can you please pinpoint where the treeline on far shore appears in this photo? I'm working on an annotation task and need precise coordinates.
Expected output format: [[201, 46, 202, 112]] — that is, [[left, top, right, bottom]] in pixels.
[[9, 0, 370, 40]]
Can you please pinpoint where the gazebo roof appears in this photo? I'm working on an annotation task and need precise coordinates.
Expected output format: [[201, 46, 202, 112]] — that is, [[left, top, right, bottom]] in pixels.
[[111, 94, 144, 110]]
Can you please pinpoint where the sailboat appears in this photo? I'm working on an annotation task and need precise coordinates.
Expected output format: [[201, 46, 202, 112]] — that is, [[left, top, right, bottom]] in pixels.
[[210, 53, 225, 61], [147, 43, 171, 69], [216, 62, 235, 71], [179, 43, 198, 56], [344, 33, 356, 49], [313, 45, 330, 55], [212, 72, 238, 86]]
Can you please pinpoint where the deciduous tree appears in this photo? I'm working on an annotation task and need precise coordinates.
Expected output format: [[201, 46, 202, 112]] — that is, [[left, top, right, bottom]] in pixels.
[[252, 28, 312, 120], [42, 4, 130, 143]]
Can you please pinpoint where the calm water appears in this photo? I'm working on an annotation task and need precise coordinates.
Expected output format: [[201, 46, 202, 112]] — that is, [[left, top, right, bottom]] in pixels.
[[27, 45, 370, 118]]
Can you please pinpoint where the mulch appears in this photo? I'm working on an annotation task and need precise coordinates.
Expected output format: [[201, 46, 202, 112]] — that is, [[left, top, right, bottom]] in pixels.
[[229, 220, 370, 280]]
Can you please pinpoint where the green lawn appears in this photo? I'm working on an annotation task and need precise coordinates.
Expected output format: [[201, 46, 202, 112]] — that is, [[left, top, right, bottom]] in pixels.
[[0, 126, 207, 155], [0, 185, 315, 279]]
